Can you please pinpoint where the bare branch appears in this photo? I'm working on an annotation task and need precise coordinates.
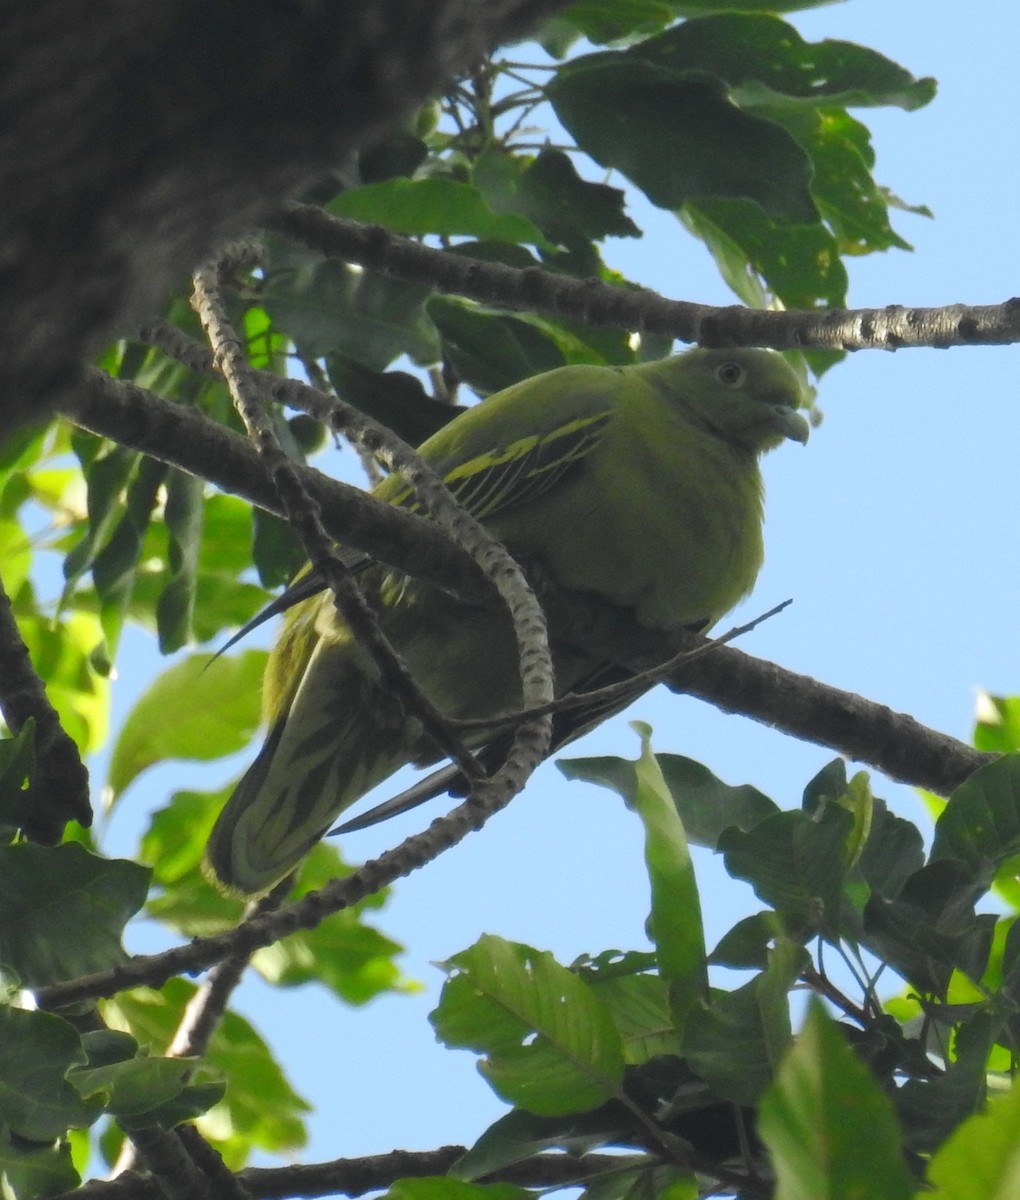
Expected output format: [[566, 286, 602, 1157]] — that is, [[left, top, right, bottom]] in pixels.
[[270, 205, 1020, 352], [122, 1128, 213, 1200], [59, 1147, 631, 1200], [0, 568, 90, 840], [535, 585, 990, 796], [61, 371, 491, 606]]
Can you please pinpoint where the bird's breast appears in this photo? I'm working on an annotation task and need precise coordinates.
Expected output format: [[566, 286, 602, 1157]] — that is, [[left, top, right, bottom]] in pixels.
[[489, 415, 765, 631]]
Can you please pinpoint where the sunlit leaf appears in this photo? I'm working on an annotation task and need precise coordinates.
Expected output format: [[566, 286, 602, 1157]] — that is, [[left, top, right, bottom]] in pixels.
[[106, 651, 266, 803]]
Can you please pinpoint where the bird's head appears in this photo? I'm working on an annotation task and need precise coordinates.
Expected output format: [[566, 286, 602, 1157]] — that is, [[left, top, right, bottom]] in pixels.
[[656, 347, 811, 453]]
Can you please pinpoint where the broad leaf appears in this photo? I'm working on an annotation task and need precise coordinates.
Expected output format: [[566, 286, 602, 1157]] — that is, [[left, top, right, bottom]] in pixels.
[[0, 843, 148, 987], [759, 1001, 914, 1200], [432, 935, 625, 1116], [106, 650, 266, 802], [0, 1006, 102, 1140]]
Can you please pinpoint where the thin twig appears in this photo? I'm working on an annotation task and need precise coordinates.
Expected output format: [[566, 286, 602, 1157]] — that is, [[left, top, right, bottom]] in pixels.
[[262, 371, 556, 809], [189, 255, 486, 785], [448, 599, 793, 733], [167, 885, 289, 1058], [37, 749, 555, 1009]]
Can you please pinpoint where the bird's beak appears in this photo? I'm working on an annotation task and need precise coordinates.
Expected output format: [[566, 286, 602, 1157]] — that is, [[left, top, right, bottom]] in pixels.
[[772, 405, 811, 445]]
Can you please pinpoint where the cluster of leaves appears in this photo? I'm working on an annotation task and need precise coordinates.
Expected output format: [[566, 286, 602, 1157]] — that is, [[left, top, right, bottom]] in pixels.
[[6, 722, 1020, 1198], [423, 729, 1020, 1199], [0, 826, 406, 1191]]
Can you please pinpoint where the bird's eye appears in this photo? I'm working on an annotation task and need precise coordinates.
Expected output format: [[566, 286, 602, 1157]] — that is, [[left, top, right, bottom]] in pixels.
[[715, 361, 745, 386]]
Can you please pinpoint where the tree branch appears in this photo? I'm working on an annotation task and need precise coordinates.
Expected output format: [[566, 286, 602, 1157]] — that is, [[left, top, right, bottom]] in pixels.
[[270, 204, 1020, 352], [535, 586, 991, 796], [191, 251, 494, 791], [1, 0, 574, 429], [36, 764, 543, 1008], [0, 568, 91, 840], [59, 1147, 629, 1200], [61, 371, 492, 606]]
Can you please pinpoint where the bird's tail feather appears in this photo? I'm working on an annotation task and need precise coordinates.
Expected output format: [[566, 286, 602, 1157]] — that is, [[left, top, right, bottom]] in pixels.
[[205, 662, 410, 894]]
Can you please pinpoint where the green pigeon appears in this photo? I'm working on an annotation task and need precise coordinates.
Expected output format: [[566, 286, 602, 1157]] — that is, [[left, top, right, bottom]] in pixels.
[[207, 347, 809, 893]]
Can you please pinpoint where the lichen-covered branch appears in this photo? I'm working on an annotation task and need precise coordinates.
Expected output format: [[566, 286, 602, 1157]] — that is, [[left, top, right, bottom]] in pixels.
[[271, 204, 1020, 353]]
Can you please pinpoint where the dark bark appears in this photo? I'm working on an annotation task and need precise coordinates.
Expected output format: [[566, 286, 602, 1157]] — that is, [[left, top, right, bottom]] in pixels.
[[0, 0, 569, 432]]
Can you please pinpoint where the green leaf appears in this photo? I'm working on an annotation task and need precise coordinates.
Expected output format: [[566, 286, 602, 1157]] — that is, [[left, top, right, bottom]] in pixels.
[[156, 469, 204, 653], [785, 108, 914, 255], [251, 509, 307, 591], [188, 576, 271, 647], [106, 650, 267, 802], [326, 357, 466, 447], [105, 978, 310, 1163], [672, 1, 846, 11], [358, 131, 429, 184], [252, 844, 407, 1005], [62, 443, 142, 589], [197, 495, 258, 580], [561, 751, 777, 851], [681, 196, 848, 309], [0, 843, 149, 987], [14, 611, 109, 754], [546, 1, 678, 49], [895, 1012, 992, 1155], [974, 692, 1020, 754], [854, 798, 925, 901], [709, 911, 788, 970], [0, 1131, 79, 1200], [141, 786, 247, 936], [0, 722, 37, 831], [432, 934, 625, 1116], [589, 974, 681, 1063], [453, 1105, 641, 1183], [931, 753, 1020, 881], [548, 59, 817, 222], [427, 297, 569, 394], [329, 178, 552, 249], [473, 147, 641, 248], [719, 802, 854, 936], [862, 860, 995, 995], [622, 725, 707, 1030], [68, 1055, 225, 1131], [90, 456, 168, 658], [0, 1006, 102, 1139], [657, 754, 778, 849], [639, 14, 936, 112], [924, 1077, 1020, 1198], [832, 770, 874, 872], [758, 1001, 914, 1200], [685, 939, 802, 1105], [263, 245, 439, 368]]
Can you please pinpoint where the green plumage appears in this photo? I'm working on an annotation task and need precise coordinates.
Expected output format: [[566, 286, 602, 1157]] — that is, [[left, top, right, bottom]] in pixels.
[[207, 348, 809, 893]]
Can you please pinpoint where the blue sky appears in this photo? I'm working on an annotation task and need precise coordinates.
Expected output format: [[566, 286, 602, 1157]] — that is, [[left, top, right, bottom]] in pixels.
[[95, 0, 1020, 1168]]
